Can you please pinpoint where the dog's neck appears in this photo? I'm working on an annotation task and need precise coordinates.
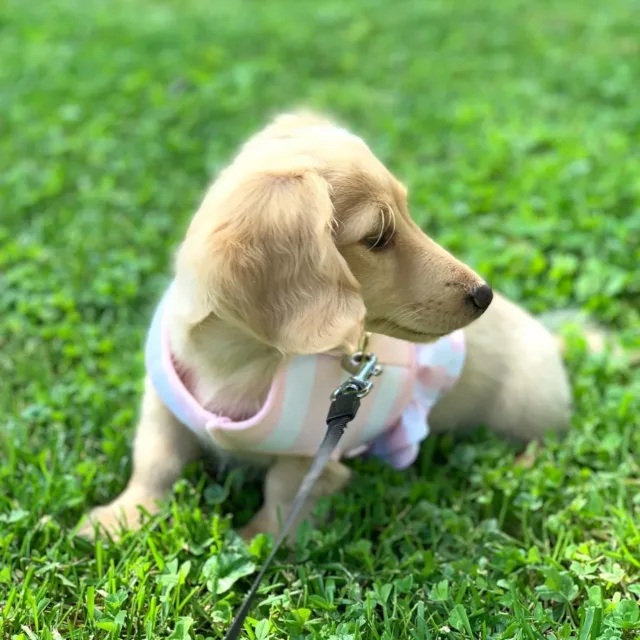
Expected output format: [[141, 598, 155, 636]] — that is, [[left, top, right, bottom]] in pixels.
[[166, 311, 286, 422]]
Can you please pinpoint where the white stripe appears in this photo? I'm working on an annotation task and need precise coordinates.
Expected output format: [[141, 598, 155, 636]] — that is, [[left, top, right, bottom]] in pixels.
[[357, 365, 404, 445], [255, 355, 319, 452]]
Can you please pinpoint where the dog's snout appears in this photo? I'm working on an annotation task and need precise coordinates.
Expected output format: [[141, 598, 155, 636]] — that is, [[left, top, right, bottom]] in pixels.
[[468, 283, 493, 311]]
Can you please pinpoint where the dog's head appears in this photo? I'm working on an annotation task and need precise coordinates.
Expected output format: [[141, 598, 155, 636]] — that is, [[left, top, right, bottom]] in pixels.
[[175, 112, 492, 354]]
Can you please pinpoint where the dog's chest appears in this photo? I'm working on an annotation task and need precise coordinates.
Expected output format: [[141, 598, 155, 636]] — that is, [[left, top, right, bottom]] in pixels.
[[208, 334, 418, 458], [145, 289, 466, 469]]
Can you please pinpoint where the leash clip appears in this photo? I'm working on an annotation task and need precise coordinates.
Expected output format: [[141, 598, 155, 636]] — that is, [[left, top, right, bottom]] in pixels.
[[332, 351, 382, 400], [222, 334, 382, 640]]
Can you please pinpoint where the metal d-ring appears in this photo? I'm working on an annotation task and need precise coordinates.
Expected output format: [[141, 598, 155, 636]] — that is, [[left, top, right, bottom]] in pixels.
[[332, 351, 383, 400]]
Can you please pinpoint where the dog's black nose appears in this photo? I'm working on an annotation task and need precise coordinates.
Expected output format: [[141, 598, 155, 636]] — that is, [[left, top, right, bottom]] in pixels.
[[468, 283, 493, 310]]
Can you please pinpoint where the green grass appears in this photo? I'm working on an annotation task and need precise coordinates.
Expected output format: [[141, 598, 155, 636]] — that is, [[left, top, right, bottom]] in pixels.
[[1, 0, 639, 637]]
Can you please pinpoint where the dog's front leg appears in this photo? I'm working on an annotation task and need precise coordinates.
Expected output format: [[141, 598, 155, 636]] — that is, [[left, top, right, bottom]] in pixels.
[[239, 456, 351, 543], [77, 376, 202, 540]]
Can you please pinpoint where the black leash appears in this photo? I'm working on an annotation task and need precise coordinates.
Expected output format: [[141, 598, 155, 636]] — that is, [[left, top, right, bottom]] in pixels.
[[222, 350, 382, 640]]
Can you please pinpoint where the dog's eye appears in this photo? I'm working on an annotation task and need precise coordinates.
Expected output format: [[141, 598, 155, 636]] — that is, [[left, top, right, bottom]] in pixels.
[[363, 205, 395, 251], [362, 229, 393, 251]]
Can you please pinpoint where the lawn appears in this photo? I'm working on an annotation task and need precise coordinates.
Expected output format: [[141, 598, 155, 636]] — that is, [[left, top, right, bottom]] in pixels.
[[1, 0, 639, 637]]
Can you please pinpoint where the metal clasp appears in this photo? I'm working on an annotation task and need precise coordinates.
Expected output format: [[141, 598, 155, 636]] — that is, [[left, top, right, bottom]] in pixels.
[[341, 332, 371, 375], [332, 351, 383, 400]]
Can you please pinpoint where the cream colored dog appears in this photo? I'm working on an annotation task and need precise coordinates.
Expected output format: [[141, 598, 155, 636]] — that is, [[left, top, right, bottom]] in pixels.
[[78, 112, 573, 541]]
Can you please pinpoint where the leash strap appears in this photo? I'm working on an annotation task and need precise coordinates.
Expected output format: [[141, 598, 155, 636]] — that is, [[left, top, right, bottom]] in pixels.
[[222, 353, 381, 640]]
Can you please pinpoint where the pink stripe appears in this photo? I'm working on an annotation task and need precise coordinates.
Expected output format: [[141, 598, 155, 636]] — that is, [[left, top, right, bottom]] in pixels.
[[384, 415, 413, 450], [161, 325, 213, 428], [417, 365, 450, 390], [386, 342, 418, 426], [391, 444, 419, 469], [289, 356, 340, 455]]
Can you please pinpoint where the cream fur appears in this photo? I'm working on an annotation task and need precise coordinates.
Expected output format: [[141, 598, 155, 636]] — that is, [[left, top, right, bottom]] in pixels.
[[77, 112, 573, 542]]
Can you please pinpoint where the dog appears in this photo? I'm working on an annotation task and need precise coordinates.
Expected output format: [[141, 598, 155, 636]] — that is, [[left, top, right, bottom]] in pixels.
[[78, 111, 575, 542]]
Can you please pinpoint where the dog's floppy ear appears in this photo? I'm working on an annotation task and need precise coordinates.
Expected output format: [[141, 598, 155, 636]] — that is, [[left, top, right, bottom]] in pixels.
[[174, 161, 365, 355]]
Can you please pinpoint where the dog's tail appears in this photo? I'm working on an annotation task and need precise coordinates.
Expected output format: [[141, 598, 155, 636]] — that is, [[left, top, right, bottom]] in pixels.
[[539, 308, 640, 365]]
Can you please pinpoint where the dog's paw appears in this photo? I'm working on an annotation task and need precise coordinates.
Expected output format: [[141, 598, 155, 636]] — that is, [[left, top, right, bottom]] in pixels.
[[238, 507, 317, 545], [238, 508, 276, 542], [76, 505, 125, 541], [76, 494, 160, 541]]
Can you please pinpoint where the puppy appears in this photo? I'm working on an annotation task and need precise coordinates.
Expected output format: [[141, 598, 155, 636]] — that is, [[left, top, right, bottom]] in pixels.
[[78, 112, 572, 541]]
